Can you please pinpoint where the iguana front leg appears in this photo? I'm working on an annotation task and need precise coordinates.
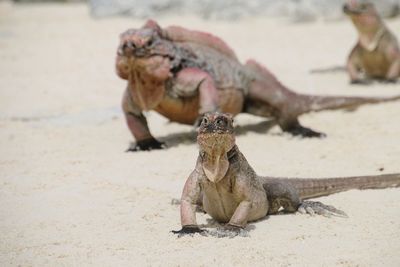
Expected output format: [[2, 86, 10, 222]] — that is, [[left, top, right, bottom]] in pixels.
[[173, 68, 219, 126], [208, 200, 252, 238], [385, 46, 400, 82], [245, 60, 325, 138], [347, 46, 370, 84], [228, 200, 252, 228], [385, 59, 400, 82], [210, 175, 259, 238], [172, 169, 206, 237], [122, 89, 165, 151]]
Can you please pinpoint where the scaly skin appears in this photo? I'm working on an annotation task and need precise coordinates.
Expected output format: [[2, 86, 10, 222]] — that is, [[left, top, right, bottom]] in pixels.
[[117, 20, 400, 151], [344, 1, 400, 84], [172, 113, 400, 237]]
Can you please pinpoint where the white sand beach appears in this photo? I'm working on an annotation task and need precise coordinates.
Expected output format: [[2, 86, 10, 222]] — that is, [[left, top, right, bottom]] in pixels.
[[0, 2, 399, 266]]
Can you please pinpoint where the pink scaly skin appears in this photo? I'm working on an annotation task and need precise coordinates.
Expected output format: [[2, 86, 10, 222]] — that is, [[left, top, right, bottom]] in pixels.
[[116, 20, 400, 151]]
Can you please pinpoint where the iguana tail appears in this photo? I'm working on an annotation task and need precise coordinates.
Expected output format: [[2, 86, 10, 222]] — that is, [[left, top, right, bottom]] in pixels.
[[284, 173, 400, 200], [309, 65, 346, 74], [297, 93, 400, 113], [244, 59, 400, 114]]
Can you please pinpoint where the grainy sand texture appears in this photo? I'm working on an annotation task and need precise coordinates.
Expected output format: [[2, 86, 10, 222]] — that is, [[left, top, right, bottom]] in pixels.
[[0, 2, 400, 266]]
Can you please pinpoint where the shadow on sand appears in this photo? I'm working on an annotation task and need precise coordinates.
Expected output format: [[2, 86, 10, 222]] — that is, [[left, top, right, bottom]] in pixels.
[[131, 119, 277, 149]]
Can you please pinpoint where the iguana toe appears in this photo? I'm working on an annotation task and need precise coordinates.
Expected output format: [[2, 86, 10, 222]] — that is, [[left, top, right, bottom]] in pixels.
[[298, 201, 348, 218]]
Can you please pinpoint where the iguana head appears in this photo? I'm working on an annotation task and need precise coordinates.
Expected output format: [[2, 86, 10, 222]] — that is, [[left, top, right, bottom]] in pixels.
[[197, 112, 235, 154], [118, 20, 172, 59], [117, 20, 175, 110], [197, 113, 236, 183], [343, 1, 382, 33]]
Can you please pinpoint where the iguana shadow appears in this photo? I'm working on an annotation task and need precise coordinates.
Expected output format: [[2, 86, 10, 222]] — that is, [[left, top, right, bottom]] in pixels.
[[139, 119, 276, 149], [199, 218, 262, 238]]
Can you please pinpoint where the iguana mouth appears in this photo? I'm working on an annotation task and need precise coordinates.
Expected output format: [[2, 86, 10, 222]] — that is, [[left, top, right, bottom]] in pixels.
[[197, 132, 235, 160], [197, 126, 235, 150], [133, 48, 147, 57]]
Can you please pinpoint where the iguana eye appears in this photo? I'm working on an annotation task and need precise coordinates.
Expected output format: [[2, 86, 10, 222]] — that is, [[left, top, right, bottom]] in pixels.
[[215, 118, 225, 126], [147, 39, 154, 47]]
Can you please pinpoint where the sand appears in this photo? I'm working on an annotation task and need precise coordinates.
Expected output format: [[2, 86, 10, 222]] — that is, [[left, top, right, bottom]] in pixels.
[[0, 2, 399, 266]]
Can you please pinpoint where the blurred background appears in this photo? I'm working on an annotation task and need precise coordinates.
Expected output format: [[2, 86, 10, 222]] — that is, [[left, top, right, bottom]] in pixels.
[[7, 0, 400, 21]]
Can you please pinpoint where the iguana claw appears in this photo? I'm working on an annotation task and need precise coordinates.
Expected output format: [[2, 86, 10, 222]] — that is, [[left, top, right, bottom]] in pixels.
[[126, 138, 166, 152], [208, 224, 249, 238], [171, 225, 207, 237], [379, 79, 397, 84], [350, 79, 372, 85], [287, 125, 326, 138], [297, 201, 348, 218]]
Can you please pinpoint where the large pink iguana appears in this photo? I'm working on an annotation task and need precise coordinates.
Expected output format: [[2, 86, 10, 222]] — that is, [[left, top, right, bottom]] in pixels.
[[116, 20, 400, 151]]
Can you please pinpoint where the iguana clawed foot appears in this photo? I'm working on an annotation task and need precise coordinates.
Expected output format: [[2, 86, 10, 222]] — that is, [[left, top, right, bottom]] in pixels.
[[351, 79, 397, 85], [379, 78, 398, 84], [350, 79, 372, 85], [171, 225, 207, 237], [286, 125, 326, 138], [172, 224, 249, 238], [297, 201, 348, 218], [208, 224, 249, 238], [126, 138, 166, 152]]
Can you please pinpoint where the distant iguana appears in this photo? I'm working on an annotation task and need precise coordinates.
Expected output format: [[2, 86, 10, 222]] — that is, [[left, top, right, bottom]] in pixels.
[[116, 20, 400, 151], [172, 112, 400, 237], [344, 0, 400, 83]]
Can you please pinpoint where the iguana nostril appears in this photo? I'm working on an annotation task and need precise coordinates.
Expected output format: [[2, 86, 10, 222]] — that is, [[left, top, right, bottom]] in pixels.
[[127, 41, 135, 49]]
